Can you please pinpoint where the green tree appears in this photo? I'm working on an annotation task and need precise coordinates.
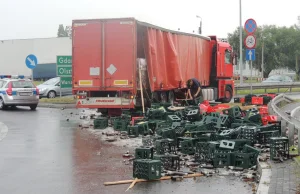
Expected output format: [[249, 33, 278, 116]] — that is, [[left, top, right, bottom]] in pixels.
[[228, 25, 300, 78], [57, 24, 68, 37]]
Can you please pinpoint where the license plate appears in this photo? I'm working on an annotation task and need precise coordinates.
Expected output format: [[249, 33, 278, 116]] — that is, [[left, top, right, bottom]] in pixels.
[[19, 92, 31, 96]]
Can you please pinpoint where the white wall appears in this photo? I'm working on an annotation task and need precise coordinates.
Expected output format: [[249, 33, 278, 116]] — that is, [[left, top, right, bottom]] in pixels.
[[0, 37, 71, 76]]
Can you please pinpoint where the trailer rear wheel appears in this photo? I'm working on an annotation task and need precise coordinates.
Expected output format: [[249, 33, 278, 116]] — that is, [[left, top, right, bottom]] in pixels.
[[160, 92, 167, 103], [168, 91, 175, 105], [221, 86, 233, 103]]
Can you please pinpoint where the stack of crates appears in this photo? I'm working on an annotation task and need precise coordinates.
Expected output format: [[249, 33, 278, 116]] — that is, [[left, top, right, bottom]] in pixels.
[[94, 117, 108, 129], [135, 147, 154, 159], [133, 159, 162, 180], [270, 137, 289, 160]]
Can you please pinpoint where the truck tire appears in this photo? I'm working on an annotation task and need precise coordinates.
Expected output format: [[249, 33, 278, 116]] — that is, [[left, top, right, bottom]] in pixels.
[[47, 90, 56, 98], [168, 91, 175, 105], [221, 86, 233, 103], [160, 92, 167, 103]]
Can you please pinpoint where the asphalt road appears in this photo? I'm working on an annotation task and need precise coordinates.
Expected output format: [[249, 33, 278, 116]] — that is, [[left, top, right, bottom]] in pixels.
[[0, 107, 253, 194]]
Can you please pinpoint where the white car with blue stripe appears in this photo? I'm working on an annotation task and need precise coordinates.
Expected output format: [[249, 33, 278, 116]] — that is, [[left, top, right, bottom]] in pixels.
[[0, 75, 39, 110]]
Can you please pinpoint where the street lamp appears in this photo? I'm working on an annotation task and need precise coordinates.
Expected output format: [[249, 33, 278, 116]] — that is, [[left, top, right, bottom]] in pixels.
[[196, 15, 202, 34], [261, 27, 265, 78]]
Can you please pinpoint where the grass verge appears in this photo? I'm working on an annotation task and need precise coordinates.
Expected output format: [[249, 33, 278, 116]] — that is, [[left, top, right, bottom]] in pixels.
[[39, 97, 76, 104]]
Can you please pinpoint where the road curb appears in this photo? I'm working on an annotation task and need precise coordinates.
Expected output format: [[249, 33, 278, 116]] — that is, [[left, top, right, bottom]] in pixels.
[[256, 157, 271, 194], [38, 103, 76, 109], [293, 156, 300, 166]]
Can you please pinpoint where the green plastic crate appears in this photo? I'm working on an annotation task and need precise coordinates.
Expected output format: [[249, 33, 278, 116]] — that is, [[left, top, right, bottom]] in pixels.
[[270, 137, 289, 160], [153, 154, 180, 171], [135, 147, 154, 159], [94, 117, 108, 129], [136, 121, 149, 135], [128, 125, 139, 137], [113, 119, 129, 131], [155, 139, 176, 155], [180, 139, 195, 155], [133, 159, 162, 180]]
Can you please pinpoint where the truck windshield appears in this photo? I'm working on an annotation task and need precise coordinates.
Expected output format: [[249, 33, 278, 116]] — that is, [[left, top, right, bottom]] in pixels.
[[225, 51, 231, 64]]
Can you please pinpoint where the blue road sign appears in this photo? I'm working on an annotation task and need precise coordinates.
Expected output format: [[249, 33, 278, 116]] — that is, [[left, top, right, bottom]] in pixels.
[[246, 49, 256, 61], [25, 54, 38, 69], [244, 19, 257, 34]]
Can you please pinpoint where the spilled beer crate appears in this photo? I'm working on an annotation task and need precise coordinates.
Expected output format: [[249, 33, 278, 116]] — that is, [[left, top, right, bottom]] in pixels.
[[133, 159, 162, 180]]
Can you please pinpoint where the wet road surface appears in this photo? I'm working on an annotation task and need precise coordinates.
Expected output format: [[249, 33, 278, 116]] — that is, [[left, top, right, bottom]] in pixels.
[[0, 107, 253, 194]]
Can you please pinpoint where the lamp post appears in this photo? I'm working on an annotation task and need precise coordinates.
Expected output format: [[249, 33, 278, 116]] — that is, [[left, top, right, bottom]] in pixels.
[[239, 0, 243, 85], [196, 15, 202, 34], [261, 28, 264, 78]]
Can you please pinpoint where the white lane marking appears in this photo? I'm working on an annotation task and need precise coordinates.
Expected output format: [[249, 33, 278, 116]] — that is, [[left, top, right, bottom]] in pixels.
[[0, 122, 8, 142]]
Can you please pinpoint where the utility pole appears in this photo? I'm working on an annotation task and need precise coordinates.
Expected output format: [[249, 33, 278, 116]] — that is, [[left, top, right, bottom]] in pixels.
[[239, 0, 243, 85], [261, 27, 264, 78]]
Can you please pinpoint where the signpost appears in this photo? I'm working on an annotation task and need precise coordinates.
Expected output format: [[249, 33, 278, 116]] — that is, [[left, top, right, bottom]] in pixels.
[[244, 18, 257, 94], [25, 54, 38, 80], [56, 56, 72, 97]]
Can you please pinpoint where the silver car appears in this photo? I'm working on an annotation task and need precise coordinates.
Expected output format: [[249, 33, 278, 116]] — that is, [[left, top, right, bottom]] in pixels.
[[0, 78, 39, 110], [37, 77, 72, 98], [262, 75, 293, 84]]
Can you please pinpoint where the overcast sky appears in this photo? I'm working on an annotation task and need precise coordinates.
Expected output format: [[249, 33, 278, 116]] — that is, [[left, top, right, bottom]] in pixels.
[[1, 0, 300, 40]]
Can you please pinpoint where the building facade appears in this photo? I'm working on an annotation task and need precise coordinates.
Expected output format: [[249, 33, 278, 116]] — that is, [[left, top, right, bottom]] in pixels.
[[0, 37, 71, 78]]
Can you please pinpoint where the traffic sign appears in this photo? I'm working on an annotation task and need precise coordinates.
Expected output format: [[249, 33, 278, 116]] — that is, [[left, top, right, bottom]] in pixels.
[[57, 56, 72, 66], [56, 55, 72, 90], [244, 35, 257, 49], [25, 54, 38, 69], [244, 18, 257, 34], [57, 66, 72, 76], [60, 77, 72, 88], [246, 49, 256, 61]]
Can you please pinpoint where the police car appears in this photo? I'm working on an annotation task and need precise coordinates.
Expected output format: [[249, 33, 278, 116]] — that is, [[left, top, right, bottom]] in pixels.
[[0, 75, 39, 110]]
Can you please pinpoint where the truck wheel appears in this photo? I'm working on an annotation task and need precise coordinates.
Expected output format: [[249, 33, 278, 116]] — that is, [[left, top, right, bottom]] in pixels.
[[168, 91, 175, 105], [160, 92, 167, 103], [221, 86, 233, 103], [47, 90, 56, 98]]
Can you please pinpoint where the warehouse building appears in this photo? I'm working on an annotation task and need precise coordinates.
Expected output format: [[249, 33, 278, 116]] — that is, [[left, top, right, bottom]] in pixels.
[[0, 37, 71, 80]]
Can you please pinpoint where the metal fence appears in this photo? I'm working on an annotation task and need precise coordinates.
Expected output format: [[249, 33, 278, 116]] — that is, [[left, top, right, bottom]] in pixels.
[[268, 94, 300, 151], [235, 83, 300, 94]]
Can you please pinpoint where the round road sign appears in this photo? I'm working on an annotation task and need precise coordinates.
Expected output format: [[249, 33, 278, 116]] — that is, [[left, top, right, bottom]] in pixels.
[[244, 35, 256, 49], [244, 18, 257, 34]]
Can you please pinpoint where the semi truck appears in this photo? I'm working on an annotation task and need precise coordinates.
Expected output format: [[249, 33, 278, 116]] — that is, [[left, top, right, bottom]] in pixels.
[[72, 18, 237, 115]]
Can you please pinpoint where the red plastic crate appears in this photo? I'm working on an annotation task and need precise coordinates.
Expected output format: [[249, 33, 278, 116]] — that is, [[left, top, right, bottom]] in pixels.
[[240, 97, 245, 103], [251, 97, 263, 105]]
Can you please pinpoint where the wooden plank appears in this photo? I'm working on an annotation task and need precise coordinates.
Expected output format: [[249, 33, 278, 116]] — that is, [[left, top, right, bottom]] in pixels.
[[104, 173, 203, 186]]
